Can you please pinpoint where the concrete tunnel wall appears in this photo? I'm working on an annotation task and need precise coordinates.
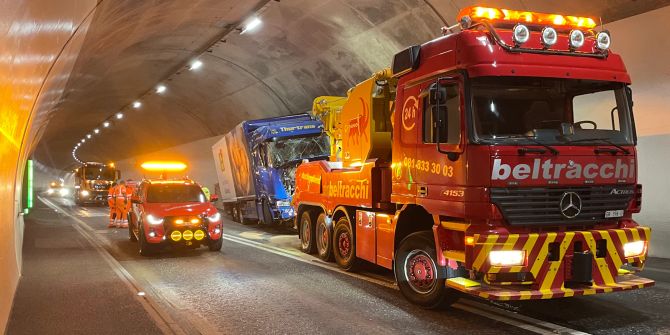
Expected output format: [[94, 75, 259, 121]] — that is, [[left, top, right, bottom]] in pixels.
[[109, 6, 670, 259], [0, 0, 100, 331]]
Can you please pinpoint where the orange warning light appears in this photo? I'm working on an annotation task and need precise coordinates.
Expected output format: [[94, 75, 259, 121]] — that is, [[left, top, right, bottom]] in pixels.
[[140, 161, 187, 172], [458, 6, 597, 29]]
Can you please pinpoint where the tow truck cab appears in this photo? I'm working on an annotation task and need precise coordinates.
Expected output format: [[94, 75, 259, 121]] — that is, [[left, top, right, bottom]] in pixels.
[[292, 5, 653, 306]]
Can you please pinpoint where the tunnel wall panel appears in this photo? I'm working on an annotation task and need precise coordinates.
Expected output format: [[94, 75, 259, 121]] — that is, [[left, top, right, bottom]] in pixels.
[[604, 6, 670, 257], [0, 0, 98, 330]]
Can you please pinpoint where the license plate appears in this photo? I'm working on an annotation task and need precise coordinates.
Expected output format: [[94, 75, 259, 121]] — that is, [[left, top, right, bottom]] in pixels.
[[605, 210, 624, 218]]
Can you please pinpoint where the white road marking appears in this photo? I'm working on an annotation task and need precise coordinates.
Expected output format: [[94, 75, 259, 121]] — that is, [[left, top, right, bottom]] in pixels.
[[38, 196, 186, 335], [222, 233, 591, 335]]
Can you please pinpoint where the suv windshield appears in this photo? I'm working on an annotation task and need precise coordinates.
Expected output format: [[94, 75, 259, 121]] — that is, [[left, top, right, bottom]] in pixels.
[[146, 184, 206, 203], [264, 133, 330, 168], [471, 77, 634, 145], [84, 166, 115, 180]]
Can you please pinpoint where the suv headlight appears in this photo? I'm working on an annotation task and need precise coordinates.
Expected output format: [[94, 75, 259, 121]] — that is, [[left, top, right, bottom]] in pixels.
[[147, 214, 164, 225], [208, 212, 221, 222], [276, 200, 291, 207]]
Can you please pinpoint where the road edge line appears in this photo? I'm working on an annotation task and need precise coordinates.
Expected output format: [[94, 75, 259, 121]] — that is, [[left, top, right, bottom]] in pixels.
[[38, 196, 185, 335]]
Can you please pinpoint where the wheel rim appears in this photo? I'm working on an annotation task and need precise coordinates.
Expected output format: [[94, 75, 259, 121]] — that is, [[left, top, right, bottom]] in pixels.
[[403, 250, 437, 294], [317, 221, 329, 253], [300, 218, 310, 249], [338, 230, 351, 258]]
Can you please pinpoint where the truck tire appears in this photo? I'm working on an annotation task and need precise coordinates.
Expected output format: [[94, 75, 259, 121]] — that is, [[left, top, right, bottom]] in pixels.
[[208, 237, 223, 251], [231, 205, 240, 222], [299, 210, 316, 254], [260, 199, 274, 225], [138, 225, 156, 257], [128, 215, 137, 242], [333, 216, 359, 271], [394, 231, 458, 309], [316, 213, 333, 261]]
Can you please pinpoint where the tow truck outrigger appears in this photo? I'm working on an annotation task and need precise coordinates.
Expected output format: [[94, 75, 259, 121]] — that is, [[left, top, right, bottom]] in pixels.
[[292, 6, 654, 307]]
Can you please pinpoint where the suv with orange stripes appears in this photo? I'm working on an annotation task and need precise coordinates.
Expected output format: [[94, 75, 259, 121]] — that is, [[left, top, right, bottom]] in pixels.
[[128, 179, 222, 256]]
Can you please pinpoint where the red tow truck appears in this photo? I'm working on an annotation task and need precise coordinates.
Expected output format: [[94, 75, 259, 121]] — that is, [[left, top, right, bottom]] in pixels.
[[292, 6, 654, 307]]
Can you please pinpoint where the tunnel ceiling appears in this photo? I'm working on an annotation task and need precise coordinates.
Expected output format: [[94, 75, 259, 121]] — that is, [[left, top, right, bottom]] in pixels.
[[34, 0, 670, 169]]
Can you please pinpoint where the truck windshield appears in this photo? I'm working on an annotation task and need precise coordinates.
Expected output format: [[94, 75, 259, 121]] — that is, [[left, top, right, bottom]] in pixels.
[[265, 133, 330, 168], [84, 166, 115, 180], [146, 184, 206, 203], [471, 77, 634, 145]]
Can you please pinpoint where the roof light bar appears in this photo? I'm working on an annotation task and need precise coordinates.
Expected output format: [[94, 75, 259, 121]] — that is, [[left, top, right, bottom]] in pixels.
[[140, 161, 187, 172], [458, 6, 597, 29]]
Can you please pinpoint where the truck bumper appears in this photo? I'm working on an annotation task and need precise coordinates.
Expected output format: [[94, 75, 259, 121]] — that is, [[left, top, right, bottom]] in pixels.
[[451, 226, 654, 300], [446, 273, 654, 300]]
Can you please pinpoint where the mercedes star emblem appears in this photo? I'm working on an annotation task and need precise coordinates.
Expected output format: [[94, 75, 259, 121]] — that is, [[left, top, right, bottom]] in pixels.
[[560, 191, 582, 219]]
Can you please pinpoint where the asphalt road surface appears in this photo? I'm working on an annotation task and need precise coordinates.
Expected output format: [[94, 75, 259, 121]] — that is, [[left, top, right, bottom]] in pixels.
[[31, 195, 670, 335]]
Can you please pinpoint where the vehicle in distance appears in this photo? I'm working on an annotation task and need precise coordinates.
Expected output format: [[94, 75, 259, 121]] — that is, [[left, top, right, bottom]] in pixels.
[[73, 162, 120, 205], [128, 178, 223, 256], [46, 180, 69, 197]]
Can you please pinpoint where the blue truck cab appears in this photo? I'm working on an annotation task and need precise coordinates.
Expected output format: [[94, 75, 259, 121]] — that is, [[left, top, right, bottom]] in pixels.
[[212, 114, 329, 225]]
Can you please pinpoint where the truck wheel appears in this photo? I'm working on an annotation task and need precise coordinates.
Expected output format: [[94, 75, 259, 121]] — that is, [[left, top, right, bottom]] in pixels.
[[208, 237, 223, 251], [394, 231, 458, 309], [138, 225, 155, 256], [231, 205, 240, 223], [333, 216, 359, 271], [260, 199, 274, 225], [128, 216, 137, 242], [299, 211, 316, 254], [316, 213, 333, 261]]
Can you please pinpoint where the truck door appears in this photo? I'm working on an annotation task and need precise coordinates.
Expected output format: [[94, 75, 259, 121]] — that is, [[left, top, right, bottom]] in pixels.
[[392, 84, 421, 201], [414, 77, 465, 214]]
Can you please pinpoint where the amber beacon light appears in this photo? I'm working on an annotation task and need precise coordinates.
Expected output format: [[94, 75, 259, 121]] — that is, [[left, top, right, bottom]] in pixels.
[[140, 161, 188, 172]]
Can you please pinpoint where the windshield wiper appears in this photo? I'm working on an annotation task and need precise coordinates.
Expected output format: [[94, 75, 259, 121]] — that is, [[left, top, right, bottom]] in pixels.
[[563, 137, 630, 155], [483, 135, 559, 155]]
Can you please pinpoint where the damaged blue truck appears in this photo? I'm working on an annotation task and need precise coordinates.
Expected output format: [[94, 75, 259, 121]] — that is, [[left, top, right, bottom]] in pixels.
[[212, 114, 329, 225]]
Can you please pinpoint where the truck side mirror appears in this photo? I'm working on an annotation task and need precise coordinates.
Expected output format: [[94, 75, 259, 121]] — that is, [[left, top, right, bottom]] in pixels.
[[210, 194, 219, 202], [431, 79, 461, 162]]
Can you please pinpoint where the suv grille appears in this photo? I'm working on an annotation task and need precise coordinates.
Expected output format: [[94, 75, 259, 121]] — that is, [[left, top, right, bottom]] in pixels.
[[491, 185, 634, 226]]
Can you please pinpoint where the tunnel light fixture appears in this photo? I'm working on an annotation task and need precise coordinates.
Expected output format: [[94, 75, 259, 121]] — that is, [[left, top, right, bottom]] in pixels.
[[86, 134, 92, 139], [156, 84, 167, 94], [116, 112, 124, 119], [240, 17, 262, 34], [103, 121, 110, 128], [93, 128, 100, 134], [189, 60, 203, 71], [132, 101, 142, 109]]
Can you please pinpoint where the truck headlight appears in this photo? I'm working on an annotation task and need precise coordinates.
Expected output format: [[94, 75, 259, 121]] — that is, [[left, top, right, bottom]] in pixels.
[[489, 250, 525, 267], [147, 214, 164, 225], [47, 189, 54, 195], [81, 190, 90, 197], [623, 241, 646, 257], [276, 200, 291, 207], [208, 212, 221, 222], [59, 188, 69, 196]]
